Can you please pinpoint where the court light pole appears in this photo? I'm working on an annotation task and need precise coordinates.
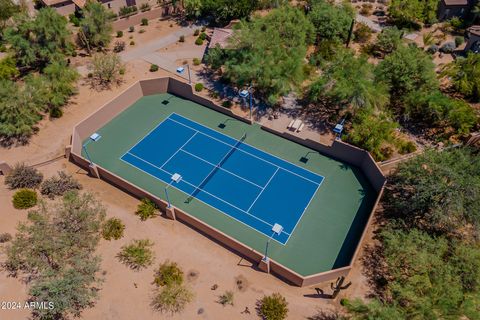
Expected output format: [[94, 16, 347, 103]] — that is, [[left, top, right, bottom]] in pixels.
[[165, 173, 182, 208], [82, 133, 102, 165], [263, 223, 283, 262], [176, 64, 191, 85], [239, 85, 253, 120]]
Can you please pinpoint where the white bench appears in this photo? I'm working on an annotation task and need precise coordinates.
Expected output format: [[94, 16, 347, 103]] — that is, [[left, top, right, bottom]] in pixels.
[[287, 120, 294, 129], [297, 123, 305, 132]]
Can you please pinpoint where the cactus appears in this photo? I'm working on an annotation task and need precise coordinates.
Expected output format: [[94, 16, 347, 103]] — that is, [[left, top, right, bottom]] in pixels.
[[330, 276, 351, 299]]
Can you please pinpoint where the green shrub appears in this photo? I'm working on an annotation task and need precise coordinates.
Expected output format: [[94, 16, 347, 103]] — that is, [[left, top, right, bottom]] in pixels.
[[129, 26, 135, 32], [194, 29, 200, 36], [140, 3, 150, 12], [102, 218, 125, 240], [150, 64, 159, 72], [49, 107, 63, 118], [119, 67, 126, 75], [113, 41, 126, 53], [117, 239, 155, 270], [193, 58, 201, 66], [258, 293, 288, 320], [151, 284, 193, 314], [218, 291, 234, 306], [119, 5, 137, 17], [40, 171, 82, 199], [201, 26, 206, 32], [141, 18, 148, 26], [199, 32, 207, 40], [0, 233, 12, 243], [153, 260, 184, 287], [135, 198, 158, 220], [179, 35, 185, 42], [397, 140, 417, 155], [354, 23, 373, 43], [69, 13, 80, 27], [5, 163, 43, 189], [194, 83, 204, 92], [359, 3, 373, 15], [12, 189, 38, 209], [130, 41, 135, 46], [87, 72, 93, 78], [117, 30, 123, 38], [139, 29, 146, 33], [455, 36, 464, 47], [222, 100, 232, 108], [195, 38, 204, 46]]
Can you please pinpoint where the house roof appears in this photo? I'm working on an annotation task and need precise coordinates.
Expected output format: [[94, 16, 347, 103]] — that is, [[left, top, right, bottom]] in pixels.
[[468, 25, 480, 37], [72, 0, 86, 7], [443, 0, 469, 5], [41, 0, 72, 5], [209, 28, 234, 49]]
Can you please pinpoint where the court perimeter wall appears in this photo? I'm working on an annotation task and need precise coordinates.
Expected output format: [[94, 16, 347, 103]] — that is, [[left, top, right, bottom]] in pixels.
[[69, 77, 385, 287]]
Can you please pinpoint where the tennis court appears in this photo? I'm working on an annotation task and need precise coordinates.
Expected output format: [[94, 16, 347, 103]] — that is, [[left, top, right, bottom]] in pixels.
[[120, 113, 324, 244]]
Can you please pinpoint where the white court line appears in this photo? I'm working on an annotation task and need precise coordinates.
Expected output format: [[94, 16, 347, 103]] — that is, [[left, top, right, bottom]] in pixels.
[[179, 149, 265, 189], [122, 112, 174, 158], [160, 132, 198, 170], [167, 116, 323, 186], [119, 156, 288, 246], [246, 167, 279, 213], [284, 176, 326, 245], [125, 152, 286, 236]]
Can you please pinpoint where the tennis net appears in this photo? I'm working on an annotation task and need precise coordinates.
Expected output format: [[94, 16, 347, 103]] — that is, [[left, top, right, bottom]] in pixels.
[[186, 133, 247, 202]]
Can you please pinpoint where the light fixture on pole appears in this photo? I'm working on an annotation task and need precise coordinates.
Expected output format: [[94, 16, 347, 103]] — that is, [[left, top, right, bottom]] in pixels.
[[263, 223, 283, 262], [239, 86, 253, 120], [165, 173, 182, 208], [176, 64, 191, 84], [333, 118, 345, 140], [82, 133, 102, 165]]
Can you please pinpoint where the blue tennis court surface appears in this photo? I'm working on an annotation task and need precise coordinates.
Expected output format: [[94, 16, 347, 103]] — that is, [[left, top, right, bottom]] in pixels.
[[121, 113, 324, 244]]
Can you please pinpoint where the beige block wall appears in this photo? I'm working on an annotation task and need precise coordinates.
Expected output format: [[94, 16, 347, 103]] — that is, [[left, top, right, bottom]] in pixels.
[[69, 77, 386, 287]]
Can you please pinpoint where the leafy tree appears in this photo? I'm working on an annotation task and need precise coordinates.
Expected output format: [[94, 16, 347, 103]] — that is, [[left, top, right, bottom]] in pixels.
[[0, 55, 19, 80], [388, 0, 438, 27], [308, 0, 355, 42], [88, 52, 124, 88], [204, 44, 226, 70], [442, 53, 480, 101], [342, 298, 405, 320], [376, 45, 438, 106], [117, 239, 155, 270], [405, 90, 477, 135], [0, 79, 42, 143], [223, 6, 315, 104], [308, 49, 389, 112], [374, 26, 403, 56], [346, 108, 398, 161], [3, 192, 105, 319], [386, 148, 480, 237], [0, 0, 20, 31], [184, 0, 203, 18], [201, 0, 258, 25], [258, 293, 289, 320], [78, 0, 113, 53], [5, 8, 73, 69]]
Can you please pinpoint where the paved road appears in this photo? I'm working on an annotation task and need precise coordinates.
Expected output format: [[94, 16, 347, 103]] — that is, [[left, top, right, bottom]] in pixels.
[[76, 25, 198, 76], [356, 14, 383, 33]]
